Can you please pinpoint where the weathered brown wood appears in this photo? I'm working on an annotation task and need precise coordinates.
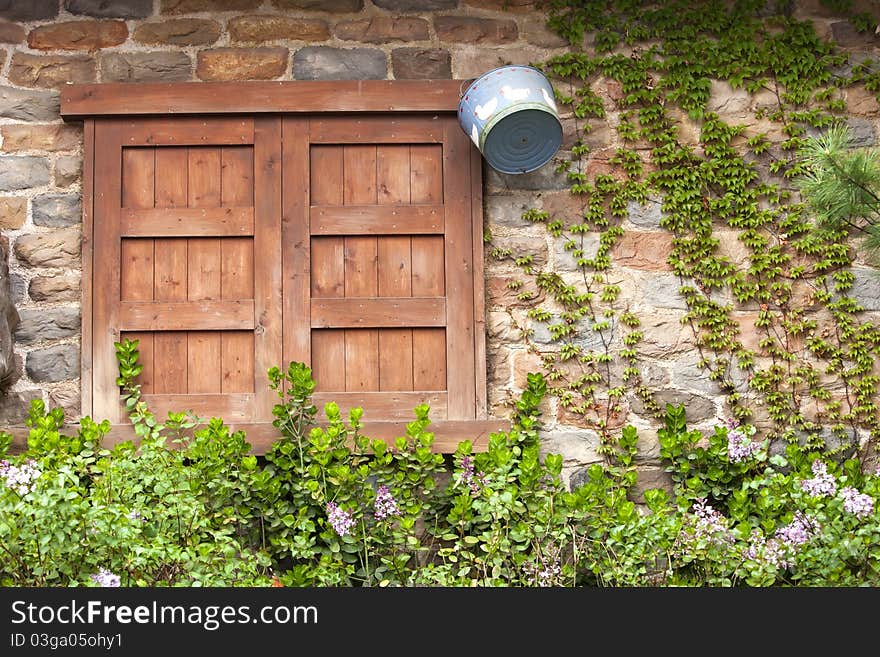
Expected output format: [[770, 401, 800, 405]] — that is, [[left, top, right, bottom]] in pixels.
[[81, 119, 95, 418], [93, 121, 123, 423], [410, 236, 445, 296], [410, 144, 443, 203], [109, 117, 253, 145], [122, 147, 154, 208], [311, 298, 445, 328], [144, 392, 254, 421], [252, 117, 283, 419], [282, 117, 311, 367], [220, 237, 254, 300], [221, 146, 254, 206], [121, 207, 254, 237], [120, 239, 154, 301], [187, 331, 221, 394], [154, 239, 187, 301], [377, 145, 410, 204], [120, 300, 255, 330], [344, 236, 377, 298], [310, 205, 443, 235], [310, 145, 342, 205], [413, 328, 446, 391], [188, 147, 221, 208], [310, 238, 344, 298], [153, 331, 187, 394], [378, 236, 412, 297], [221, 332, 254, 393], [154, 147, 188, 207], [443, 119, 476, 420], [311, 329, 345, 392], [61, 82, 463, 118], [311, 116, 443, 144], [187, 238, 221, 300], [379, 328, 413, 392], [470, 143, 488, 418], [344, 329, 379, 392], [343, 145, 376, 205], [314, 391, 446, 419], [6, 419, 504, 455]]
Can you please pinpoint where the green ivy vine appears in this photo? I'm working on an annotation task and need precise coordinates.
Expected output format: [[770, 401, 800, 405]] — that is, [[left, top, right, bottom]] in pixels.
[[491, 0, 880, 465]]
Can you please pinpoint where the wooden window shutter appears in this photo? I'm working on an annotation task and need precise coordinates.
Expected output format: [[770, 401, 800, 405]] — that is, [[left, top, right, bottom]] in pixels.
[[68, 82, 505, 451], [92, 117, 282, 426]]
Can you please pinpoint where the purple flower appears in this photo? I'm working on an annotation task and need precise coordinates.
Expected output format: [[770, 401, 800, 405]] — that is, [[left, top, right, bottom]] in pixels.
[[373, 486, 401, 521], [127, 510, 145, 522], [841, 486, 874, 518], [746, 530, 792, 569], [90, 568, 121, 587], [459, 456, 486, 496], [800, 460, 837, 497], [672, 499, 735, 557], [775, 511, 819, 548], [326, 502, 356, 537], [0, 459, 40, 495], [726, 428, 761, 463]]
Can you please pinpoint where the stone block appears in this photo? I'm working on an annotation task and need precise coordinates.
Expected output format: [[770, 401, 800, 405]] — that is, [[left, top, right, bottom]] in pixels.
[[228, 16, 330, 42], [0, 86, 60, 121], [0, 157, 50, 192], [133, 19, 221, 46], [271, 0, 363, 10], [373, 0, 456, 10], [540, 428, 603, 466], [293, 47, 386, 80], [611, 231, 673, 271], [15, 307, 80, 344], [630, 389, 716, 423], [32, 193, 81, 227], [627, 197, 664, 229], [0, 20, 25, 43], [26, 344, 80, 383], [29, 273, 81, 302], [391, 48, 451, 79], [28, 20, 127, 50], [1, 124, 81, 152], [0, 197, 27, 230], [162, 0, 261, 11], [14, 229, 81, 268], [0, 390, 42, 425], [336, 17, 429, 43], [9, 53, 96, 89], [54, 156, 82, 188], [100, 52, 191, 82], [66, 0, 154, 18], [640, 273, 688, 310], [0, 0, 59, 21], [197, 48, 288, 81], [435, 16, 517, 44]]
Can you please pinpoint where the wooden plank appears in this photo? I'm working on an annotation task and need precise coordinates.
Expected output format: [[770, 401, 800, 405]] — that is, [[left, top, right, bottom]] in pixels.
[[343, 145, 377, 205], [154, 147, 188, 208], [311, 298, 446, 328], [188, 147, 221, 208], [221, 331, 254, 393], [344, 329, 379, 392], [221, 146, 254, 207], [81, 119, 94, 418], [377, 145, 411, 204], [379, 329, 413, 391], [310, 237, 344, 298], [413, 328, 447, 391], [153, 331, 187, 394], [378, 236, 412, 297], [122, 147, 154, 208], [123, 331, 154, 394], [314, 391, 446, 419], [120, 239, 154, 301], [221, 237, 254, 300], [344, 236, 377, 297], [187, 331, 221, 394], [92, 121, 123, 423], [187, 238, 222, 300], [154, 239, 187, 301], [410, 144, 443, 203], [143, 393, 254, 421], [411, 235, 445, 296], [310, 205, 443, 235], [61, 81, 464, 118], [312, 116, 443, 144], [253, 117, 283, 419], [120, 300, 255, 331], [470, 143, 487, 418], [443, 119, 476, 419], [311, 329, 345, 392], [282, 117, 311, 367], [310, 145, 342, 206], [121, 207, 254, 237], [104, 117, 253, 145], [15, 419, 507, 455]]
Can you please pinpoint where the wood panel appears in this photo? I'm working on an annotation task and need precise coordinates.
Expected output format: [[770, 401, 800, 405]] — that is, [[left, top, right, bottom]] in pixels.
[[413, 328, 446, 390], [154, 147, 188, 327], [122, 147, 154, 208], [188, 147, 221, 208], [311, 298, 445, 328], [187, 331, 221, 394], [154, 239, 187, 301], [310, 146, 342, 205], [379, 329, 413, 391], [411, 236, 445, 296], [344, 236, 377, 297], [153, 331, 187, 394], [310, 238, 344, 298], [154, 147, 188, 207], [187, 238, 221, 300], [221, 146, 254, 206], [282, 117, 311, 367], [120, 239, 153, 301], [343, 145, 376, 205], [121, 207, 254, 237], [310, 205, 443, 235], [221, 237, 254, 300], [81, 119, 94, 417], [106, 117, 253, 145], [377, 145, 410, 204], [143, 393, 254, 421], [221, 332, 254, 393], [344, 329, 378, 392], [311, 329, 345, 392], [120, 300, 254, 331], [470, 144, 487, 417], [378, 236, 411, 297], [410, 144, 443, 204], [311, 116, 443, 144], [313, 391, 446, 419]]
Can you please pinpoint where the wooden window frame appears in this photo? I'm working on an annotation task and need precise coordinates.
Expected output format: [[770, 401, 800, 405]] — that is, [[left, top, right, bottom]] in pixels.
[[62, 81, 506, 452]]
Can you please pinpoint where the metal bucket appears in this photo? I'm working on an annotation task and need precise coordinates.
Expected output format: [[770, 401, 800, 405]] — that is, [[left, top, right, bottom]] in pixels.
[[458, 65, 562, 175]]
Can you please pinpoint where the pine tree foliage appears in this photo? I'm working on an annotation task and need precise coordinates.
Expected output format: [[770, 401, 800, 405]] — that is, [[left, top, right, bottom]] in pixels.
[[798, 123, 880, 261]]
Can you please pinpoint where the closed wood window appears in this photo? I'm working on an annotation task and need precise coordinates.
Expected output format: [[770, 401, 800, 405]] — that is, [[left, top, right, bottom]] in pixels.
[[66, 82, 502, 451]]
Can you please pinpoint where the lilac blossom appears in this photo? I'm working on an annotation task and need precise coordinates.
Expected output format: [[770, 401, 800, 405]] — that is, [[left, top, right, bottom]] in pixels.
[[0, 459, 41, 495], [90, 569, 121, 587], [726, 427, 762, 463], [840, 486, 874, 518], [746, 530, 792, 569], [800, 460, 837, 498], [459, 456, 487, 496], [127, 510, 145, 522], [523, 558, 562, 587], [673, 499, 736, 557], [326, 502, 356, 537], [373, 486, 401, 521], [775, 511, 819, 548]]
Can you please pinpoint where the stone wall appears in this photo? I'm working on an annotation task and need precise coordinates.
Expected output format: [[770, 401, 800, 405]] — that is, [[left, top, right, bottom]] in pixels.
[[1, 1, 879, 495]]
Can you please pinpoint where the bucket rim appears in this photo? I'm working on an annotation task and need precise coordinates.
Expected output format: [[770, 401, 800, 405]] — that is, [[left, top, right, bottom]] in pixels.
[[458, 64, 552, 100], [478, 102, 562, 153]]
